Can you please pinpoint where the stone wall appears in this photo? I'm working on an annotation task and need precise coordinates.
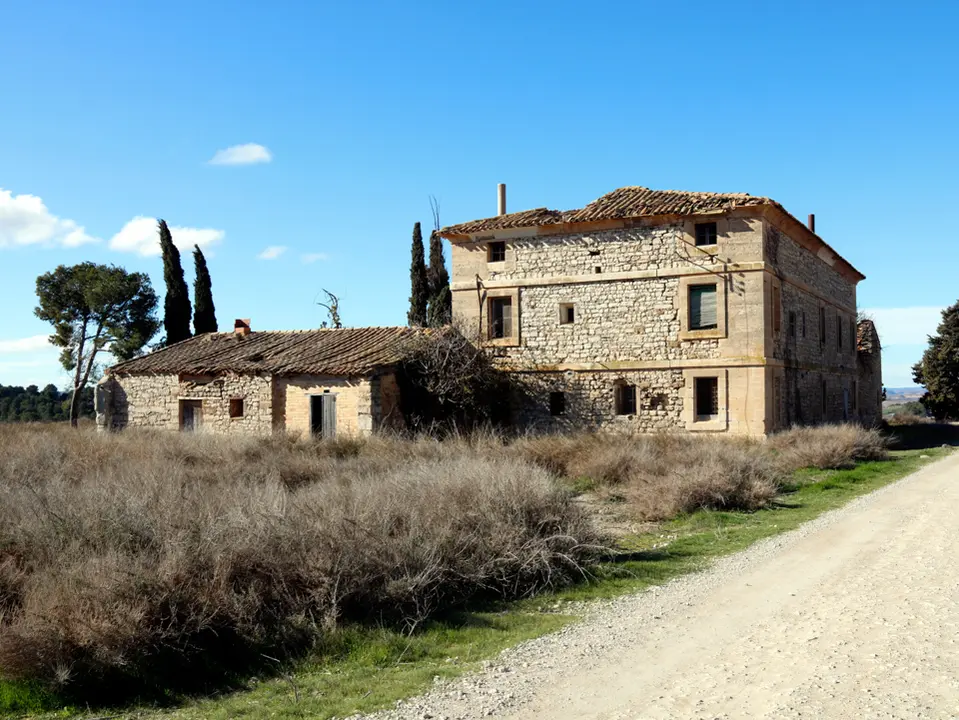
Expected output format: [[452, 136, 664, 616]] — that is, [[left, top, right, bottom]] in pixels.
[[275, 375, 372, 437], [104, 372, 274, 434]]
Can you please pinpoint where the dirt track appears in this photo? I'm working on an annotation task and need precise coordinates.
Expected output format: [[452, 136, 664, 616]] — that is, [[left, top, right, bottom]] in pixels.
[[368, 452, 959, 719]]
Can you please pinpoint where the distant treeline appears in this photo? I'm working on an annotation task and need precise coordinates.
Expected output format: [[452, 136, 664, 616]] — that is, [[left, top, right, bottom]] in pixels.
[[0, 384, 94, 423]]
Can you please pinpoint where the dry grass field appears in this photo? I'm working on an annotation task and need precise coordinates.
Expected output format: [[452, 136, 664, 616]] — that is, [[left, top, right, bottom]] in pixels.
[[0, 423, 888, 707]]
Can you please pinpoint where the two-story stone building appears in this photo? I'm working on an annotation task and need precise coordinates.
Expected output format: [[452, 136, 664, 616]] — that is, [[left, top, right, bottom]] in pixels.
[[440, 185, 881, 436]]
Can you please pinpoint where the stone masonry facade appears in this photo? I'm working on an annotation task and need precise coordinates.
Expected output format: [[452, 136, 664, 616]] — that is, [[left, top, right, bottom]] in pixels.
[[444, 189, 878, 437], [100, 370, 403, 438]]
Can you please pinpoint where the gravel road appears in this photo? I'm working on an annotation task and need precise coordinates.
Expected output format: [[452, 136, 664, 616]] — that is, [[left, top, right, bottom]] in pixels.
[[358, 451, 959, 720]]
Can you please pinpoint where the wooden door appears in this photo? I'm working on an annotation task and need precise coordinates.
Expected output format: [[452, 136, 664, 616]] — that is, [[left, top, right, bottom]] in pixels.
[[179, 400, 203, 432], [310, 394, 336, 439]]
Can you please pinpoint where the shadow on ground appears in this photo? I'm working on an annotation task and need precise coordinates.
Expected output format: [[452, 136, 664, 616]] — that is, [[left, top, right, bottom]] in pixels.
[[885, 423, 959, 450]]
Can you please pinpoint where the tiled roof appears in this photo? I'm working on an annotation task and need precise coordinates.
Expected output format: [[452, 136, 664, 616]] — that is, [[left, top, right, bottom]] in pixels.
[[857, 319, 881, 354], [110, 327, 419, 376], [440, 186, 778, 236]]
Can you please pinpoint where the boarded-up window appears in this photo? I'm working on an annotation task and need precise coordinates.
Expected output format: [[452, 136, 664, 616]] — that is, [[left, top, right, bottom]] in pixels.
[[694, 377, 719, 420], [489, 297, 512, 339], [549, 391, 566, 416], [615, 384, 637, 415], [689, 285, 718, 330]]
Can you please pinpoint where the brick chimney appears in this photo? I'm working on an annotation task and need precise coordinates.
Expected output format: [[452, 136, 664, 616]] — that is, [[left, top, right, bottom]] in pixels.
[[234, 319, 251, 337], [807, 213, 816, 233]]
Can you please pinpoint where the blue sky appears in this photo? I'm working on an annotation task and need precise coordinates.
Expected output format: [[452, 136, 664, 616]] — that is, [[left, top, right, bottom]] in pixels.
[[1, 0, 957, 389]]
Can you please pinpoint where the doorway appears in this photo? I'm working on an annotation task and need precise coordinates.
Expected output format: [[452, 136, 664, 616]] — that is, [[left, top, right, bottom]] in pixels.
[[179, 400, 203, 432], [309, 393, 337, 439]]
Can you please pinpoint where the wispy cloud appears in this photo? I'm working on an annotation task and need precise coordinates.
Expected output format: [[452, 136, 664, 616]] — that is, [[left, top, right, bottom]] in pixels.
[[0, 188, 98, 249], [0, 335, 50, 353], [258, 245, 287, 260], [109, 216, 225, 257], [860, 306, 943, 346], [302, 252, 327, 264], [208, 143, 273, 166]]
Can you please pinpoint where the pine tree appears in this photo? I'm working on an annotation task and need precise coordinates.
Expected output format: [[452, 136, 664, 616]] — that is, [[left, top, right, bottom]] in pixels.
[[913, 300, 959, 420], [158, 219, 192, 345], [192, 244, 218, 334], [408, 222, 429, 327], [427, 230, 451, 327]]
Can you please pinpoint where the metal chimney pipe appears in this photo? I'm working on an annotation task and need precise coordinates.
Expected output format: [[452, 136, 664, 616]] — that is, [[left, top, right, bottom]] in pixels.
[[807, 213, 816, 233], [497, 183, 506, 216]]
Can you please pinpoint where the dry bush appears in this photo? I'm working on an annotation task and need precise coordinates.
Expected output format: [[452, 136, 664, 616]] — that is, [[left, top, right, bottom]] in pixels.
[[886, 412, 931, 426], [767, 424, 889, 471], [0, 425, 600, 697], [515, 433, 781, 520]]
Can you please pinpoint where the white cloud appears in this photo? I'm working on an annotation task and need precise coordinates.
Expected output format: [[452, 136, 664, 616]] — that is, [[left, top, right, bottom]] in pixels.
[[258, 245, 287, 260], [0, 335, 50, 353], [109, 216, 225, 257], [208, 143, 273, 166], [0, 188, 99, 249], [302, 252, 327, 264], [861, 306, 944, 346]]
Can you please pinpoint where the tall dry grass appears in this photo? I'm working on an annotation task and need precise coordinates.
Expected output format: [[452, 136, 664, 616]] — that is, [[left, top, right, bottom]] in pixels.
[[0, 426, 600, 697]]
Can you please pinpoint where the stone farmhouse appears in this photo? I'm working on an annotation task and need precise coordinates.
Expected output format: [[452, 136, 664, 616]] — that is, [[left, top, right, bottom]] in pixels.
[[97, 322, 412, 437], [439, 185, 882, 436]]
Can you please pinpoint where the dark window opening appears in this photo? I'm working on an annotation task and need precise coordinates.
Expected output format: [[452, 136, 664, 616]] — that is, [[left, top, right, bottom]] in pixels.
[[772, 285, 781, 334], [802, 310, 807, 337], [594, 266, 602, 274], [836, 315, 843, 351], [695, 222, 718, 246], [229, 398, 244, 418], [694, 377, 719, 420], [821, 379, 828, 416], [488, 241, 506, 263], [649, 393, 667, 410], [489, 297, 512, 339], [549, 391, 566, 416], [788, 311, 797, 338], [689, 284, 718, 330], [615, 384, 637, 415], [819, 307, 826, 346], [560, 303, 575, 325], [588, 249, 601, 256]]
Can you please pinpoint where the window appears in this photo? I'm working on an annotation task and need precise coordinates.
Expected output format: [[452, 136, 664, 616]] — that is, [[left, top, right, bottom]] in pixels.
[[689, 284, 718, 330], [772, 285, 781, 334], [489, 297, 512, 339], [821, 378, 828, 416], [549, 391, 566, 416], [487, 241, 506, 263], [649, 394, 666, 410], [695, 222, 718, 246], [836, 315, 843, 351], [853, 381, 859, 412], [802, 310, 807, 337], [229, 398, 244, 418], [850, 318, 856, 353], [559, 303, 575, 325], [594, 266, 602, 274], [788, 311, 796, 339], [819, 307, 826, 347], [694, 377, 719, 420], [615, 383, 637, 415]]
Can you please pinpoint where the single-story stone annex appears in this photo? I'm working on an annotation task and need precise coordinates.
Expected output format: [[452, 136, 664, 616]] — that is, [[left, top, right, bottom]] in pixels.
[[102, 184, 882, 438], [98, 322, 413, 437]]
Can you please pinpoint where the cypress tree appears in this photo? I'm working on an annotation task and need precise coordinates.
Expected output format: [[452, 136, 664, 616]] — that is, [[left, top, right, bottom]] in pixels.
[[158, 219, 192, 345], [408, 222, 429, 327], [192, 244, 218, 334], [427, 230, 452, 327], [913, 300, 959, 420]]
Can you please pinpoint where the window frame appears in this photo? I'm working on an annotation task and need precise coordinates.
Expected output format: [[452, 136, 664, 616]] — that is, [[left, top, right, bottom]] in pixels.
[[819, 306, 827, 347], [559, 303, 576, 325], [229, 398, 244, 419], [488, 296, 512, 340], [683, 369, 728, 431], [487, 241, 506, 264], [694, 221, 718, 247], [678, 276, 727, 341], [615, 383, 637, 416]]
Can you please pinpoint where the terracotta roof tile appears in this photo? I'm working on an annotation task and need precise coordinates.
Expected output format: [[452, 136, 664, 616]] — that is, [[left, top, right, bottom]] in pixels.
[[110, 327, 419, 376], [440, 186, 777, 236]]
